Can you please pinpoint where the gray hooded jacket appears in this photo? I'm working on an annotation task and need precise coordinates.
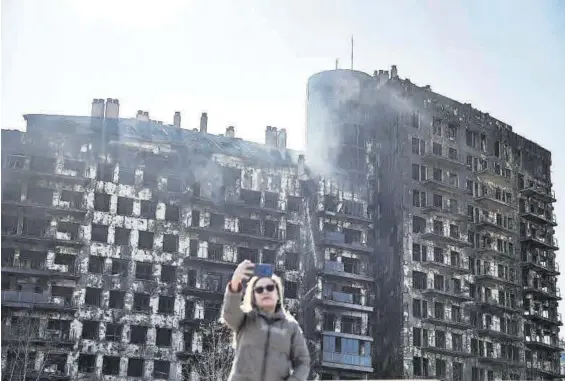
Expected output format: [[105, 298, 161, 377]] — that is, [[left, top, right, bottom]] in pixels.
[[221, 283, 311, 381]]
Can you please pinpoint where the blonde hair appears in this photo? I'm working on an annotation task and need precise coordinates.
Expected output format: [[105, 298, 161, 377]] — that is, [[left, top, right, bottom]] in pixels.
[[230, 274, 294, 347]]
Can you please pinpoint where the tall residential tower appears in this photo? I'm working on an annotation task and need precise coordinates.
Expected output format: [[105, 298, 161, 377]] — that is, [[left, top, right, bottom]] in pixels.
[[306, 67, 561, 380]]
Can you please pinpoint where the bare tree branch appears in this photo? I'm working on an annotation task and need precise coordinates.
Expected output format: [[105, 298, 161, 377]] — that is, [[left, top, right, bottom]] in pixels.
[[181, 320, 235, 381], [2, 313, 69, 381]]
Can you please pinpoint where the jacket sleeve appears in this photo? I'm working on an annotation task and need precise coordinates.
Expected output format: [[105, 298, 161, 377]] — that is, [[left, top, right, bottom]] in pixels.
[[220, 281, 245, 332], [288, 322, 311, 381]]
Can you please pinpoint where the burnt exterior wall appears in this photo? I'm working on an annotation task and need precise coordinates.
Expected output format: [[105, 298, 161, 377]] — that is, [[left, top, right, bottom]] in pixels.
[[378, 74, 561, 381], [306, 68, 561, 381], [1, 114, 313, 380], [2, 65, 560, 381], [1, 105, 375, 381]]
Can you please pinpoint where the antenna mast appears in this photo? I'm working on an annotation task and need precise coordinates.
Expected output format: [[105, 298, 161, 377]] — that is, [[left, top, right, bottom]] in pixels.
[[350, 35, 354, 69], [335, 58, 339, 69]]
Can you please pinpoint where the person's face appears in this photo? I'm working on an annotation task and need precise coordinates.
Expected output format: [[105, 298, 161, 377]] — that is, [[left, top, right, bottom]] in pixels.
[[254, 278, 278, 312]]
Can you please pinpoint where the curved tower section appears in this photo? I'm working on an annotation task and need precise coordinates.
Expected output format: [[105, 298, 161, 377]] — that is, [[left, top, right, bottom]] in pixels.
[[305, 70, 384, 379], [306, 69, 376, 177]]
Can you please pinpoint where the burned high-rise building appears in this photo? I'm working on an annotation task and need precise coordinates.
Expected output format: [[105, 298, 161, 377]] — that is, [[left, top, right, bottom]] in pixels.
[[1, 64, 561, 381], [306, 67, 562, 380], [0, 97, 374, 380]]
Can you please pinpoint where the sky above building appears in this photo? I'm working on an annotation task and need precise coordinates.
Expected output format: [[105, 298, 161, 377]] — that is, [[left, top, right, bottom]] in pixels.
[[2, 0, 565, 323]]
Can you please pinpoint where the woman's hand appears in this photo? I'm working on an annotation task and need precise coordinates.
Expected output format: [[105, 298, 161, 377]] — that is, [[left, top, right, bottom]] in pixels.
[[231, 260, 255, 288]]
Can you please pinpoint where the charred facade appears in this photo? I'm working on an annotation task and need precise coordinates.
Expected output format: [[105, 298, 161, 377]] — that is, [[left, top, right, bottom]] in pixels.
[[1, 64, 560, 381], [305, 68, 561, 380], [0, 98, 374, 380]]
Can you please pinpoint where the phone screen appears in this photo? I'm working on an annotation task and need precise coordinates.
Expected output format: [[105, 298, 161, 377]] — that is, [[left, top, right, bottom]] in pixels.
[[254, 264, 273, 278]]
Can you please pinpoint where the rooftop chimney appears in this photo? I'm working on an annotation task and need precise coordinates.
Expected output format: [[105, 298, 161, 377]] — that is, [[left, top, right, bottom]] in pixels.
[[136, 110, 150, 121], [105, 98, 120, 119], [277, 128, 287, 149], [270, 127, 279, 147], [200, 112, 208, 133], [173, 111, 181, 128], [378, 70, 389, 85], [391, 65, 398, 78], [265, 126, 276, 146], [91, 99, 105, 118], [226, 126, 235, 138]]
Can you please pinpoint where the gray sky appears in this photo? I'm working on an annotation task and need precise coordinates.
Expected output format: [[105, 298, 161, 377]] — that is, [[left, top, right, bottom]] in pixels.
[[3, 0, 565, 325]]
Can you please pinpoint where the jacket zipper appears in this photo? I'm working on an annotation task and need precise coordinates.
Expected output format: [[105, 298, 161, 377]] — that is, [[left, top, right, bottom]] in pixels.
[[260, 322, 272, 380]]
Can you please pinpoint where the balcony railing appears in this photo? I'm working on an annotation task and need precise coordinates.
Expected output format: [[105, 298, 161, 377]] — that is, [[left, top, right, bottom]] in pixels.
[[519, 186, 556, 203], [475, 199, 516, 214], [476, 167, 513, 185], [322, 261, 372, 280], [475, 295, 520, 312], [475, 246, 518, 261], [190, 223, 285, 243], [422, 149, 466, 169], [324, 321, 365, 336], [473, 265, 520, 287], [524, 309, 562, 325], [421, 229, 470, 248], [423, 279, 472, 301], [322, 351, 372, 369], [421, 178, 464, 194], [476, 214, 516, 234], [320, 232, 372, 254], [1, 291, 77, 310], [326, 291, 362, 305], [422, 309, 471, 329], [526, 360, 561, 376], [520, 207, 557, 226], [476, 353, 522, 366], [421, 201, 467, 220], [521, 253, 559, 275], [1, 259, 80, 277], [474, 321, 521, 340], [420, 257, 469, 274], [2, 326, 73, 343], [525, 335, 562, 350], [523, 283, 561, 300], [520, 234, 559, 251], [320, 206, 372, 223], [1, 199, 87, 217]]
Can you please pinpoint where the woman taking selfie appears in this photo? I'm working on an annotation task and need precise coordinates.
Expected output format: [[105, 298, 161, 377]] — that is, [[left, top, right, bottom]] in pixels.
[[221, 259, 311, 381]]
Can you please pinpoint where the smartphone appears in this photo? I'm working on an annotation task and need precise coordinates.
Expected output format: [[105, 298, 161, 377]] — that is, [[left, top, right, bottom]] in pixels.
[[254, 263, 273, 278]]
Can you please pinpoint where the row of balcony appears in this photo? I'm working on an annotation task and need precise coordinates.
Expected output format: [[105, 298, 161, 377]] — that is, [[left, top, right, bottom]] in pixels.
[[1, 259, 80, 279], [523, 284, 561, 301], [420, 306, 562, 333], [1, 291, 77, 311], [418, 279, 473, 302], [525, 335, 563, 351], [520, 233, 559, 251], [519, 185, 556, 203], [2, 198, 87, 218], [520, 207, 557, 227], [526, 360, 561, 378], [320, 232, 373, 254], [522, 252, 560, 275], [3, 154, 87, 185], [415, 341, 522, 365], [321, 261, 373, 282], [2, 325, 73, 345], [422, 154, 555, 208], [524, 309, 562, 326]]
